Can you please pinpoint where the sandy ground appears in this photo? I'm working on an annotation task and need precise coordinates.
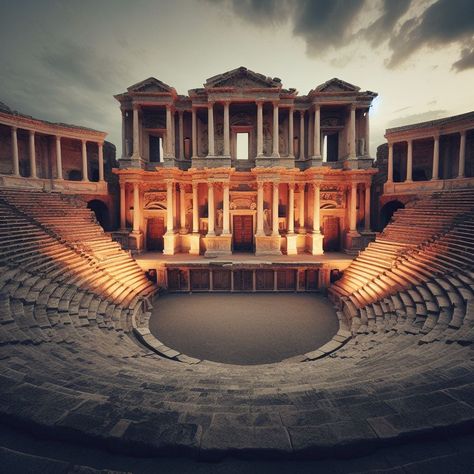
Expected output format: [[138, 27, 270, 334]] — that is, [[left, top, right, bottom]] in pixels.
[[149, 293, 339, 365]]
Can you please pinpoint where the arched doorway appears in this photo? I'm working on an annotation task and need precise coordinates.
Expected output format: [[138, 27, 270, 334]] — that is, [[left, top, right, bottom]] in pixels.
[[380, 200, 404, 230], [87, 199, 109, 230]]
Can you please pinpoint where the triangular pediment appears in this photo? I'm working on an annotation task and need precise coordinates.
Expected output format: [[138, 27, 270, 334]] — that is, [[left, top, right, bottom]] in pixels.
[[205, 67, 281, 89], [127, 77, 174, 94], [315, 78, 360, 93]]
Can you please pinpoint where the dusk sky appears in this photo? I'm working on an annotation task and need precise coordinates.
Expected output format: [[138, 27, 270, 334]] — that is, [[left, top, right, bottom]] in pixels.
[[1, 0, 473, 157]]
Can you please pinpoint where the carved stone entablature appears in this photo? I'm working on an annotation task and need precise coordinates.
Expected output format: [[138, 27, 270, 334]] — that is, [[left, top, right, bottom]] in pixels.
[[321, 116, 343, 128], [320, 191, 344, 207], [205, 67, 282, 90], [142, 114, 166, 129], [144, 192, 167, 210], [231, 112, 253, 127], [230, 191, 256, 210]]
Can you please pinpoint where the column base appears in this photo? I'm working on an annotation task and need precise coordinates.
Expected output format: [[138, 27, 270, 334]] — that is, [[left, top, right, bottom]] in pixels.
[[306, 232, 324, 255], [204, 234, 232, 257], [344, 230, 362, 255], [189, 233, 201, 255], [286, 233, 298, 256], [255, 235, 282, 256], [128, 231, 144, 251], [163, 232, 178, 255]]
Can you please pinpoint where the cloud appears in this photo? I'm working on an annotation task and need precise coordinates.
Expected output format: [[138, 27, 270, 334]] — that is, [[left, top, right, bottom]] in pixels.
[[452, 45, 474, 71], [387, 109, 448, 128]]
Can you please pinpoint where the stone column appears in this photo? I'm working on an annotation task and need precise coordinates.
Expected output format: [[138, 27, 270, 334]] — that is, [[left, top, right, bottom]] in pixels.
[[298, 183, 305, 233], [178, 111, 184, 160], [28, 130, 37, 178], [406, 139, 413, 182], [364, 183, 371, 231], [55, 136, 63, 180], [223, 182, 230, 234], [207, 182, 215, 236], [81, 140, 88, 182], [387, 142, 394, 183], [166, 105, 172, 156], [192, 107, 198, 158], [11, 127, 19, 177], [192, 182, 199, 233], [132, 105, 140, 158], [223, 102, 230, 157], [350, 183, 357, 232], [431, 135, 440, 180], [272, 102, 279, 157], [349, 105, 356, 159], [256, 181, 264, 235], [272, 182, 279, 236], [166, 180, 174, 233], [288, 183, 295, 234], [365, 109, 370, 156], [179, 183, 186, 232], [119, 182, 126, 229], [98, 142, 104, 182], [458, 131, 466, 178], [257, 101, 264, 156], [313, 105, 321, 158], [132, 182, 140, 232], [121, 110, 127, 158], [207, 103, 215, 157], [312, 183, 321, 233], [288, 108, 294, 157], [299, 111, 305, 160]]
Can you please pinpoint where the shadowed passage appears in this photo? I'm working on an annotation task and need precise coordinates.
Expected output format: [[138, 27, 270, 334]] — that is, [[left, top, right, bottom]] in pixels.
[[149, 293, 339, 365]]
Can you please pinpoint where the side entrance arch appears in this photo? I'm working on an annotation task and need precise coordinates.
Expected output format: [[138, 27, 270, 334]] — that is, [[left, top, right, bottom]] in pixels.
[[87, 199, 109, 230], [380, 200, 405, 229]]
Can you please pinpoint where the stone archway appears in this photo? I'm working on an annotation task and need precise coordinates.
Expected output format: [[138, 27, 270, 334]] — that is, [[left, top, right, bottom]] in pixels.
[[87, 199, 109, 230], [380, 200, 405, 230]]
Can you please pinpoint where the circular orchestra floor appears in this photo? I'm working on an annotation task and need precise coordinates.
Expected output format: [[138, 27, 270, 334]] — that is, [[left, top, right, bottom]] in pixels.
[[149, 293, 339, 365]]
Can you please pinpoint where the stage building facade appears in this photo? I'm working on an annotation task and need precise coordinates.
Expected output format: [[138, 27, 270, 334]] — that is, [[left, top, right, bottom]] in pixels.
[[113, 67, 378, 256]]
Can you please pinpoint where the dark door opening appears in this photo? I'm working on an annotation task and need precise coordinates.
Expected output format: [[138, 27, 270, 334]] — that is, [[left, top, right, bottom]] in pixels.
[[147, 217, 165, 251], [327, 133, 339, 162], [233, 215, 253, 251], [149, 136, 163, 163], [323, 217, 340, 251]]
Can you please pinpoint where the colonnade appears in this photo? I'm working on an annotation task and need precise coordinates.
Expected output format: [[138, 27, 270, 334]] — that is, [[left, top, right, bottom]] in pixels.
[[386, 129, 468, 183], [7, 124, 104, 181]]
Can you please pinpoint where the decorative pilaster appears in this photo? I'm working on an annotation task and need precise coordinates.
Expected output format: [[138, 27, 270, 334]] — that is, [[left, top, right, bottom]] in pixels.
[[350, 182, 357, 232], [189, 182, 200, 255], [166, 106, 173, 157], [178, 111, 184, 160], [222, 182, 230, 235], [256, 181, 264, 236], [11, 127, 19, 177], [28, 130, 37, 178], [121, 110, 127, 158], [286, 182, 297, 256], [364, 183, 371, 231], [365, 109, 370, 156], [299, 111, 305, 160], [81, 140, 88, 182], [257, 100, 264, 157], [458, 131, 466, 178], [298, 183, 306, 233], [98, 142, 104, 182], [191, 107, 198, 158], [132, 182, 140, 233], [207, 103, 215, 157], [132, 105, 140, 159], [349, 104, 356, 159], [406, 139, 413, 182], [272, 181, 279, 236], [272, 102, 279, 157], [432, 135, 439, 180], [288, 108, 294, 157], [179, 183, 187, 233], [119, 182, 126, 229], [164, 180, 177, 255], [387, 142, 394, 183], [55, 136, 63, 180], [313, 105, 321, 158], [307, 182, 323, 255], [207, 182, 215, 236], [223, 102, 230, 157]]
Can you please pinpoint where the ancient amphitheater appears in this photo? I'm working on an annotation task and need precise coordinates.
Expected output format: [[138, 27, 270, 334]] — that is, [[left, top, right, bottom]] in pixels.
[[0, 74, 473, 472]]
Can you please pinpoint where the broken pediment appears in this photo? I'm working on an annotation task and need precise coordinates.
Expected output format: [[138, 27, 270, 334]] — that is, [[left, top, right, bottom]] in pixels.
[[127, 77, 174, 94], [315, 78, 360, 93], [205, 67, 281, 89]]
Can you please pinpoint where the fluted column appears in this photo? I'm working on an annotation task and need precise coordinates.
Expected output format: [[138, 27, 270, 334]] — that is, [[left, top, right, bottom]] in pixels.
[[257, 101, 264, 156], [119, 182, 126, 229], [288, 108, 294, 157], [179, 183, 186, 232], [207, 183, 215, 236], [272, 182, 279, 236], [288, 183, 295, 234], [192, 182, 199, 233], [55, 136, 63, 180], [98, 142, 104, 182], [313, 105, 321, 158], [81, 140, 88, 182], [191, 107, 198, 158], [349, 105, 356, 159], [432, 135, 439, 180], [299, 111, 305, 160], [132, 105, 140, 158], [28, 130, 37, 178], [256, 181, 264, 235], [272, 102, 279, 157], [298, 183, 305, 233], [132, 182, 140, 232], [458, 131, 466, 178], [364, 183, 371, 231], [178, 111, 184, 160], [223, 182, 230, 234], [11, 127, 19, 177], [350, 183, 357, 232], [166, 180, 174, 233], [406, 139, 413, 182], [223, 102, 230, 157], [207, 103, 215, 157], [312, 183, 321, 233], [387, 142, 394, 183]]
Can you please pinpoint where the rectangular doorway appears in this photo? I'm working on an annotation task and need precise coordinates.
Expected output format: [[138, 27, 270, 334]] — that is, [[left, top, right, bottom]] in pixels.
[[323, 217, 340, 251], [233, 215, 253, 251], [149, 136, 164, 163], [147, 217, 165, 251]]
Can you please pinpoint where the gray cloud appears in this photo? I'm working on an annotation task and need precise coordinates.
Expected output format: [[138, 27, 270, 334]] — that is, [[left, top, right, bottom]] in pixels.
[[452, 45, 474, 71], [387, 109, 448, 128]]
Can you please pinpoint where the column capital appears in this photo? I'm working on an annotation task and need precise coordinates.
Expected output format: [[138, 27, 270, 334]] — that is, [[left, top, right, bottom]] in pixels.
[[314, 103, 321, 111], [255, 99, 264, 106], [11, 125, 18, 132], [460, 129, 467, 137], [433, 133, 440, 140], [207, 101, 215, 108], [298, 182, 305, 191], [288, 182, 296, 190], [272, 100, 279, 107], [299, 110, 305, 117], [81, 139, 87, 145], [28, 129, 35, 136], [257, 181, 265, 189], [349, 103, 356, 111]]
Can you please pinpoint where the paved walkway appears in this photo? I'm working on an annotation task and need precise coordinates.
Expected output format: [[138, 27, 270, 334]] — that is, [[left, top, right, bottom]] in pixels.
[[149, 293, 339, 364]]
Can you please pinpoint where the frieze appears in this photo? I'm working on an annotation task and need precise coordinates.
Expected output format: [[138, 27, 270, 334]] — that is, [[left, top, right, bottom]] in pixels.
[[320, 191, 343, 207], [144, 192, 167, 209]]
